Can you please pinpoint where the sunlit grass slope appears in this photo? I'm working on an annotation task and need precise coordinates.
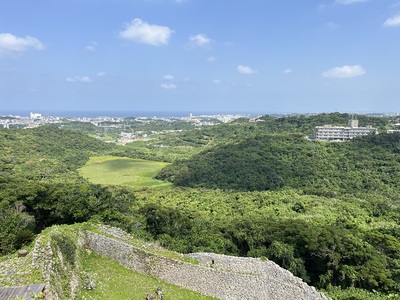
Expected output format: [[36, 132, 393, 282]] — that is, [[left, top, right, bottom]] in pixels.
[[79, 156, 172, 189], [81, 250, 216, 300]]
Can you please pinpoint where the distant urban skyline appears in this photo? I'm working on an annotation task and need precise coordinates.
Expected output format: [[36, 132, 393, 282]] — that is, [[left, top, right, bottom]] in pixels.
[[0, 109, 259, 118], [2, 109, 399, 120], [1, 0, 400, 113]]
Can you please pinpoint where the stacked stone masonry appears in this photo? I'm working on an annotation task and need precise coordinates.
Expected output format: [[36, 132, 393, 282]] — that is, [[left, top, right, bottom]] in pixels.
[[85, 227, 331, 300]]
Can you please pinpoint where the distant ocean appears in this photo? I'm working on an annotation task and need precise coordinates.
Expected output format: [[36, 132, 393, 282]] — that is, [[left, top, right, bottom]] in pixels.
[[0, 110, 261, 118]]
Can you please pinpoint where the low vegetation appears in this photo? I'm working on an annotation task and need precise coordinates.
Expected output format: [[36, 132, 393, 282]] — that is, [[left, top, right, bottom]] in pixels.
[[79, 156, 172, 189], [81, 250, 216, 300]]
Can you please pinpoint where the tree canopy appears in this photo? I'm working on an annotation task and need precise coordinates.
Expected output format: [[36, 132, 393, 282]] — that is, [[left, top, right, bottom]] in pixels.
[[157, 132, 400, 196]]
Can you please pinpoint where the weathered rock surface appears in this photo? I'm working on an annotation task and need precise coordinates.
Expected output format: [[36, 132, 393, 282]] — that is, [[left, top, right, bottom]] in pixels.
[[86, 225, 331, 300]]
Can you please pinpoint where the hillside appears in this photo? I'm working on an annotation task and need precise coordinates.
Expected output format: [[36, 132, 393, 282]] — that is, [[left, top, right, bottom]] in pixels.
[[0, 126, 115, 177], [112, 113, 392, 162], [0, 223, 330, 300], [0, 126, 125, 254], [157, 132, 400, 195]]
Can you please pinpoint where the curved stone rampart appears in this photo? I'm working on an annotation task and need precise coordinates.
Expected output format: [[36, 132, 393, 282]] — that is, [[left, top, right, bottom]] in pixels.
[[85, 227, 331, 300]]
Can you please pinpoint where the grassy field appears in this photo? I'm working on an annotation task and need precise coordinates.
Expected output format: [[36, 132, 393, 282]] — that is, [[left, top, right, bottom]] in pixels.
[[79, 156, 173, 189], [81, 250, 216, 300]]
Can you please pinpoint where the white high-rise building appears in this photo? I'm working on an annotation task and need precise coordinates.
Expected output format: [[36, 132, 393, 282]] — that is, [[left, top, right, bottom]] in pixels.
[[312, 119, 376, 141]]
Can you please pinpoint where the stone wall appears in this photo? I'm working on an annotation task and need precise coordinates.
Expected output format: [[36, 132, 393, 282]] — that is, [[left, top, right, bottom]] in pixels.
[[85, 226, 331, 300], [31, 226, 86, 300]]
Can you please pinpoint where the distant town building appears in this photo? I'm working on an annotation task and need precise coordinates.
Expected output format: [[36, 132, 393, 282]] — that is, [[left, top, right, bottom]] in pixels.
[[312, 119, 376, 141], [30, 112, 42, 119], [388, 122, 400, 133]]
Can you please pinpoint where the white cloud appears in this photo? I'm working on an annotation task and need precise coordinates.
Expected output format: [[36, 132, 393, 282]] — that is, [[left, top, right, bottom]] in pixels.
[[322, 65, 366, 78], [238, 65, 257, 75], [161, 83, 177, 89], [0, 33, 44, 55], [86, 45, 96, 51], [189, 34, 212, 48], [383, 14, 400, 27], [325, 22, 339, 30], [66, 76, 92, 83], [283, 69, 293, 75], [212, 79, 221, 84], [119, 18, 173, 46], [207, 56, 216, 62], [97, 72, 107, 77], [335, 0, 367, 4], [163, 74, 174, 80], [86, 41, 98, 51]]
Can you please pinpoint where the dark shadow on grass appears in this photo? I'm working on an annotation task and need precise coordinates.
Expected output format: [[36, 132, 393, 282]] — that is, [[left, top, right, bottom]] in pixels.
[[101, 158, 138, 171]]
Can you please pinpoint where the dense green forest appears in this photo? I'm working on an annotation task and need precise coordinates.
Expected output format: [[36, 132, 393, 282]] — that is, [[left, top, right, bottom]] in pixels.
[[157, 132, 400, 195], [134, 188, 400, 298], [1, 113, 400, 300]]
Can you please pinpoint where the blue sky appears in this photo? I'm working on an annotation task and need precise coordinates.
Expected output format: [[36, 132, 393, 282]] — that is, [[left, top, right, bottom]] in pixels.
[[1, 0, 399, 115]]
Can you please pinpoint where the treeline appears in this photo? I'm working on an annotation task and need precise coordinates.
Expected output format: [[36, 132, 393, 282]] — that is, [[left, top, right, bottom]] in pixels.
[[157, 132, 400, 196], [256, 112, 390, 134], [157, 112, 391, 149], [118, 112, 391, 162]]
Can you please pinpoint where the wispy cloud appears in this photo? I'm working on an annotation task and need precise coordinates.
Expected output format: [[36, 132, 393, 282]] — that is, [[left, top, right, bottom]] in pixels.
[[283, 69, 293, 75], [97, 72, 107, 77], [212, 79, 221, 85], [325, 22, 339, 30], [119, 18, 173, 46], [0, 33, 44, 55], [207, 56, 216, 62], [322, 65, 366, 78], [238, 65, 257, 75], [335, 0, 367, 4], [86, 41, 98, 51], [161, 83, 177, 89], [318, 3, 327, 11], [189, 34, 212, 48], [163, 74, 174, 80], [66, 76, 92, 83], [383, 14, 400, 27]]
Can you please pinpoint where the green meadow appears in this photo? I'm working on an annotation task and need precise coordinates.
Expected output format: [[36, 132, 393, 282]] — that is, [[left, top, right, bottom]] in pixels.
[[79, 156, 173, 189], [81, 250, 216, 300]]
